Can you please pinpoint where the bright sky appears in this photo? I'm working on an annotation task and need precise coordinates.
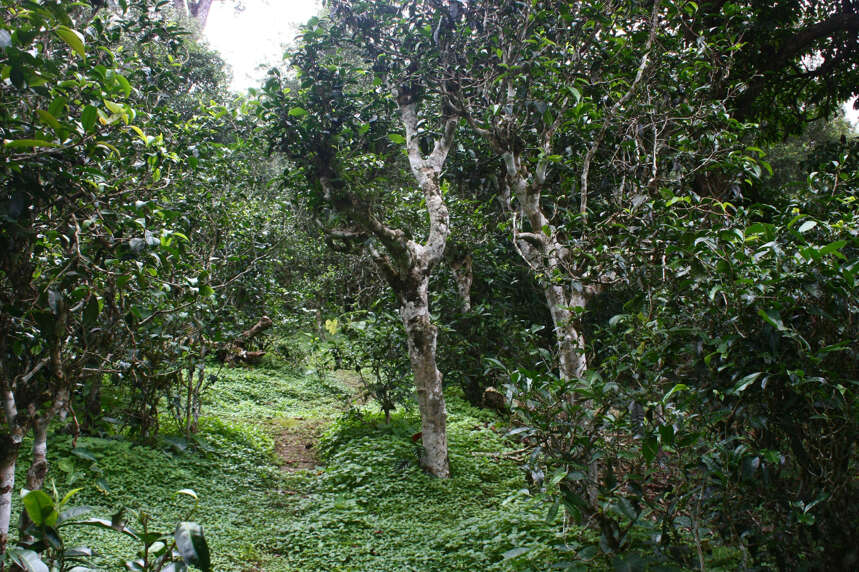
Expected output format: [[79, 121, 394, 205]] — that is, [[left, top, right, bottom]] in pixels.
[[205, 0, 321, 92], [845, 98, 859, 131]]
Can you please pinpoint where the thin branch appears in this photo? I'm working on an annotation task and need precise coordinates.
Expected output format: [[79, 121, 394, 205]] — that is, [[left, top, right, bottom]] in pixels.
[[580, 0, 661, 218]]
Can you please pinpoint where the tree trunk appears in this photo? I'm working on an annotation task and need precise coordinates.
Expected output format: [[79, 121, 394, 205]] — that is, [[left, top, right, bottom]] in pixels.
[[173, 0, 215, 30], [503, 152, 588, 381], [545, 284, 587, 380], [190, 0, 214, 29], [0, 444, 18, 557], [0, 390, 22, 557], [25, 421, 48, 492], [84, 374, 101, 430], [401, 281, 450, 478], [218, 316, 272, 364], [449, 252, 473, 313], [313, 94, 456, 478], [237, 316, 273, 344], [19, 417, 52, 543], [23, 389, 68, 545]]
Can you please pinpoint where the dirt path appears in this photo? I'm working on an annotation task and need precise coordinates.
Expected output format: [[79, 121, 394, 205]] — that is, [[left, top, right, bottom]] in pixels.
[[272, 369, 363, 472], [272, 417, 327, 472]]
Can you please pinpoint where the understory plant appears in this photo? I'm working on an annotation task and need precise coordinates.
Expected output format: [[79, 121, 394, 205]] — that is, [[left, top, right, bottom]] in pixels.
[[505, 142, 858, 569], [8, 486, 210, 572], [336, 311, 413, 423]]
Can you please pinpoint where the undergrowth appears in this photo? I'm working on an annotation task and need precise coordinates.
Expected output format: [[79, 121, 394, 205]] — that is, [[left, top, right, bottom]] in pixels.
[[274, 395, 579, 571], [14, 341, 577, 570]]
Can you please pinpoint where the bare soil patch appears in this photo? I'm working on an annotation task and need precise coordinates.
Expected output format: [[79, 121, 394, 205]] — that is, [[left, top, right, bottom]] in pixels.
[[272, 417, 327, 472]]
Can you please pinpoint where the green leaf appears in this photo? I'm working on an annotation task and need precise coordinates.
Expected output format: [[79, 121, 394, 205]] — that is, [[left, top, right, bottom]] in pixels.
[[757, 308, 786, 331], [662, 383, 687, 402], [577, 545, 598, 560], [5, 547, 49, 572], [546, 498, 560, 523], [37, 110, 62, 132], [613, 497, 638, 521], [641, 435, 658, 463], [729, 372, 762, 396], [176, 489, 198, 500], [58, 506, 93, 524], [43, 527, 63, 549], [81, 105, 98, 132], [797, 220, 817, 233], [549, 468, 567, 487], [174, 522, 211, 571], [22, 490, 58, 527], [129, 125, 147, 143], [287, 107, 308, 117], [4, 139, 60, 149], [70, 518, 139, 540], [819, 240, 847, 258], [71, 447, 98, 462], [48, 96, 68, 117], [55, 26, 86, 59], [501, 546, 531, 560], [114, 73, 132, 97], [387, 133, 406, 144], [659, 424, 675, 446], [104, 100, 125, 115], [58, 487, 83, 509]]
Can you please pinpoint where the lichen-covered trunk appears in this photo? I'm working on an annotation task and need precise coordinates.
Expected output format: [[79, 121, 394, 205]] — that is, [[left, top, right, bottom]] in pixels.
[[449, 253, 473, 314], [18, 419, 50, 544], [544, 284, 587, 381], [24, 389, 67, 494], [173, 0, 214, 29], [503, 152, 588, 381], [0, 438, 18, 557], [0, 387, 22, 557], [25, 420, 49, 491], [401, 282, 450, 478]]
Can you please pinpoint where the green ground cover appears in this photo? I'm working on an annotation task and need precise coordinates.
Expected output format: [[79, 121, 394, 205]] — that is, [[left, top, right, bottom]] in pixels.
[[20, 355, 577, 571]]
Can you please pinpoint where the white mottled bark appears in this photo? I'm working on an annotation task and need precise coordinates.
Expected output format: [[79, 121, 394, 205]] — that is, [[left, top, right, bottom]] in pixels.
[[503, 151, 588, 381], [26, 390, 67, 492], [545, 285, 588, 381], [400, 282, 450, 478], [395, 101, 456, 478], [450, 254, 473, 313], [173, 0, 214, 29], [317, 89, 456, 477], [0, 390, 22, 556], [0, 452, 16, 555]]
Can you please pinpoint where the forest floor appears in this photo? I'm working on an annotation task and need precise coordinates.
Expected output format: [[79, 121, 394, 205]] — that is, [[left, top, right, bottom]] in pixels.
[[272, 416, 324, 472], [29, 346, 576, 571]]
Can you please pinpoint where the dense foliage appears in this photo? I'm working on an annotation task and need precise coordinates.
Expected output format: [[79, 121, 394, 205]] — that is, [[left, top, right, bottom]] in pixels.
[[1, 0, 856, 570]]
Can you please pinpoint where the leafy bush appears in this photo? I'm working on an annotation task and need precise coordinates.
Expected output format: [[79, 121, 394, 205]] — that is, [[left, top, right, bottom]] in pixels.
[[9, 487, 211, 572], [505, 139, 858, 569], [334, 311, 414, 422]]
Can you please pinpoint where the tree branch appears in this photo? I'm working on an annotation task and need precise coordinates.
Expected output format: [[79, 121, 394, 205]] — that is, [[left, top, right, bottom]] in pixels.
[[580, 0, 661, 218]]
